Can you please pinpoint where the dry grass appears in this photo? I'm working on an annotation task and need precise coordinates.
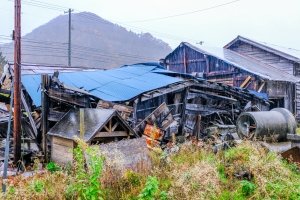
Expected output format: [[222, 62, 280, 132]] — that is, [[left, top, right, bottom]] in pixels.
[[0, 171, 67, 200], [0, 141, 299, 200]]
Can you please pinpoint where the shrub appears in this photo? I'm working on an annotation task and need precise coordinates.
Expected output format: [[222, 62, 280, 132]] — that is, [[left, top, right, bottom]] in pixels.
[[46, 161, 61, 173], [66, 139, 104, 200], [138, 176, 159, 200], [240, 180, 255, 197]]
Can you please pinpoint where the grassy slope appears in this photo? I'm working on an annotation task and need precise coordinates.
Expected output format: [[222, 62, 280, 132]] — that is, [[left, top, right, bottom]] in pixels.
[[1, 141, 299, 200]]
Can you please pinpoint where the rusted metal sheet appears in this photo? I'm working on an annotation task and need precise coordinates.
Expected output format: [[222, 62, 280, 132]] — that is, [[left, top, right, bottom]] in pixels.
[[281, 147, 300, 167], [143, 124, 163, 140]]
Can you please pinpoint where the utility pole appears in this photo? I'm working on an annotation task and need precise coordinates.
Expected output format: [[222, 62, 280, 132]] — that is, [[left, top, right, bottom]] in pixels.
[[64, 8, 73, 67], [13, 0, 21, 163]]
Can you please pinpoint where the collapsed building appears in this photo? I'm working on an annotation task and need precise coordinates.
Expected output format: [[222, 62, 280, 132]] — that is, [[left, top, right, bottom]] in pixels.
[[0, 62, 269, 162]]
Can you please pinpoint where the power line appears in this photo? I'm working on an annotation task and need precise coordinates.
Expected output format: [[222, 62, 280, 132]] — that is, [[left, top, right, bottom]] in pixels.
[[1, 34, 160, 60], [2, 41, 159, 61], [122, 0, 243, 23], [3, 44, 156, 65], [74, 13, 198, 43], [8, 0, 201, 44]]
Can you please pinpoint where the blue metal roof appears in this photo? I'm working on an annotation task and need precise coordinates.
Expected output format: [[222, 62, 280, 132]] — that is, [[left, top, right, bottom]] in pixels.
[[21, 64, 183, 106]]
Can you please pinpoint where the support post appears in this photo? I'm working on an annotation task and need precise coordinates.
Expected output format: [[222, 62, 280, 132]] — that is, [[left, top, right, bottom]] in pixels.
[[80, 108, 85, 139], [180, 87, 189, 134], [194, 115, 201, 139], [183, 47, 187, 74], [41, 74, 49, 162], [13, 0, 22, 164], [2, 80, 14, 192], [204, 55, 209, 75]]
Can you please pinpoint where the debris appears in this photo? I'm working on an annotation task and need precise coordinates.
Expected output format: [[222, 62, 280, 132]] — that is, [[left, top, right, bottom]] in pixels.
[[99, 138, 151, 183]]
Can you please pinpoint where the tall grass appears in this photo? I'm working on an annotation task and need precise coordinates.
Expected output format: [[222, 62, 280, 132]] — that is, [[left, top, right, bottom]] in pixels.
[[0, 141, 299, 200]]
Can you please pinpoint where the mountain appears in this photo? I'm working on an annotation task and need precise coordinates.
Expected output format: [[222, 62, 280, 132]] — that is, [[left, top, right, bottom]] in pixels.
[[0, 12, 172, 69]]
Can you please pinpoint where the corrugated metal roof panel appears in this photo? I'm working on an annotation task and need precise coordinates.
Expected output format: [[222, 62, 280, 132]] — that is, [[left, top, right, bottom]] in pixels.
[[21, 63, 183, 106]]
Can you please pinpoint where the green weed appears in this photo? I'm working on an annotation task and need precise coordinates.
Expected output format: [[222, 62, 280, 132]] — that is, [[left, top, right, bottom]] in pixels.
[[46, 161, 61, 173], [240, 180, 255, 197], [31, 180, 44, 193], [66, 140, 104, 200], [138, 176, 159, 200]]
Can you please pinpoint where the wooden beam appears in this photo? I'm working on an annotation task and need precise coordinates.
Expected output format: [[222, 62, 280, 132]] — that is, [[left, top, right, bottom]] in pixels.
[[111, 122, 119, 132], [103, 125, 110, 133], [21, 91, 38, 140], [240, 76, 252, 88], [258, 82, 266, 92], [109, 119, 112, 132], [140, 81, 193, 102], [205, 55, 210, 73], [42, 74, 50, 162], [183, 47, 187, 73], [95, 131, 128, 138], [189, 89, 237, 102], [48, 88, 89, 107], [79, 108, 85, 139]]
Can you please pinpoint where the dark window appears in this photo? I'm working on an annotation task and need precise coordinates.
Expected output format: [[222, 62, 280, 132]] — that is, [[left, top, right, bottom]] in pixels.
[[294, 63, 300, 76]]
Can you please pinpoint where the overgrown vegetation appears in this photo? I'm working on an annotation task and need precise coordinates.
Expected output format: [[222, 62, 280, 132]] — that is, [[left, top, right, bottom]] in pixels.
[[0, 141, 299, 200], [46, 161, 61, 173]]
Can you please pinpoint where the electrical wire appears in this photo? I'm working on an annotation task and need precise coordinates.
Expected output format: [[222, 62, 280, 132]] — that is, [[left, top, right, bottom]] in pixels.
[[7, 0, 200, 44], [0, 35, 160, 61], [122, 0, 243, 23]]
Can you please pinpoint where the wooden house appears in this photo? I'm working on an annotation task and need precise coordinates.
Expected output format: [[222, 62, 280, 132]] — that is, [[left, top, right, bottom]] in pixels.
[[48, 108, 136, 165], [224, 36, 300, 76], [163, 41, 300, 118], [225, 36, 300, 118]]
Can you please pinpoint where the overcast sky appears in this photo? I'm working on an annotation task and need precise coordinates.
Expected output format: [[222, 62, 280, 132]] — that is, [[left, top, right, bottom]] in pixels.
[[0, 0, 300, 49]]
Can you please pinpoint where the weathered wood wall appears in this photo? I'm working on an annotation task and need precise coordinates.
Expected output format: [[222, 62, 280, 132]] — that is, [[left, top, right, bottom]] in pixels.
[[165, 44, 261, 90], [51, 136, 74, 165], [227, 40, 297, 76], [266, 81, 295, 113], [166, 44, 207, 74], [135, 90, 185, 123]]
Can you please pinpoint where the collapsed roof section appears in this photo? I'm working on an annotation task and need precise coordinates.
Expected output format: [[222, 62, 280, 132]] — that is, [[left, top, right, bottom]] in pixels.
[[21, 63, 184, 106]]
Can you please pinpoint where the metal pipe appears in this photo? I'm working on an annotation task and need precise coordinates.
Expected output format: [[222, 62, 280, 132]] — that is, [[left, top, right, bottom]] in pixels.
[[2, 79, 14, 192], [237, 108, 296, 141]]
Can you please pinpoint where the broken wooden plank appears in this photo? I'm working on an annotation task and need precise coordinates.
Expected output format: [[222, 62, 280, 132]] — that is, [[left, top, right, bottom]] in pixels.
[[258, 82, 266, 92], [21, 91, 38, 140], [189, 88, 238, 102], [48, 88, 90, 107], [95, 131, 129, 138], [240, 76, 252, 88]]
